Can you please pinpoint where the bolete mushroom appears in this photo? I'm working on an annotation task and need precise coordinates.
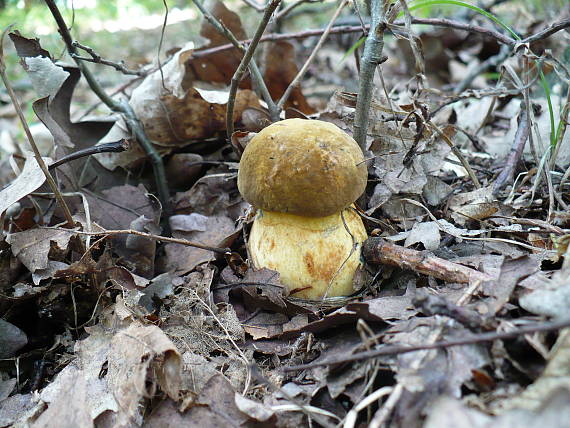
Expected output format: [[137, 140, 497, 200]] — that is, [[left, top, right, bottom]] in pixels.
[[237, 118, 368, 300]]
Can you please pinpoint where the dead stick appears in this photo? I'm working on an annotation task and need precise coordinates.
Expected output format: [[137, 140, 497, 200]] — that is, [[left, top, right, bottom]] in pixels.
[[493, 107, 530, 194], [283, 317, 570, 371], [44, 226, 231, 254], [362, 237, 492, 284]]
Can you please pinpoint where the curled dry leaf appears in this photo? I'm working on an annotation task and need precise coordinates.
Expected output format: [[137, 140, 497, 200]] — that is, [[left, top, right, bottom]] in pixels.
[[263, 41, 315, 115], [188, 0, 248, 86], [449, 186, 500, 225], [129, 46, 261, 148], [7, 227, 75, 274], [0, 154, 52, 217], [109, 322, 181, 412]]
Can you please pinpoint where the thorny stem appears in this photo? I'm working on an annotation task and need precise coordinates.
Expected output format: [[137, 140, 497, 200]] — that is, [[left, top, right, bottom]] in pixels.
[[226, 0, 282, 144], [284, 316, 570, 371], [353, 1, 388, 151], [43, 0, 171, 212], [190, 0, 279, 122], [277, 0, 348, 110]]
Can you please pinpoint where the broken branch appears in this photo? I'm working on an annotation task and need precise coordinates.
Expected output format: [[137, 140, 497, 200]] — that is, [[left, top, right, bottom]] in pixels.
[[284, 317, 570, 371], [362, 237, 492, 284]]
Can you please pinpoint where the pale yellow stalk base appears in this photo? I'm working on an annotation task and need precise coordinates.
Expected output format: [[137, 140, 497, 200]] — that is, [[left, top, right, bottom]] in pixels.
[[248, 208, 368, 300]]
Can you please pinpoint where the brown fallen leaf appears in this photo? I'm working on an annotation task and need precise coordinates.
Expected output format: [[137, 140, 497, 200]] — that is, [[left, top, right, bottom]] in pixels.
[[108, 321, 182, 425], [187, 0, 249, 86], [7, 228, 75, 274], [163, 214, 235, 275], [0, 154, 52, 217], [85, 184, 160, 278], [263, 41, 315, 115], [33, 368, 93, 428]]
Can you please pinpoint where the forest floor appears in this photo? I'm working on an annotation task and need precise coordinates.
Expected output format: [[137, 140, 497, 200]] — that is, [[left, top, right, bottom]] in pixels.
[[1, 1, 570, 427]]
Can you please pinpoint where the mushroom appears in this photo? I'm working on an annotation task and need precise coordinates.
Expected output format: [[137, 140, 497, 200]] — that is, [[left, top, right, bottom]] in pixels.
[[237, 118, 368, 300]]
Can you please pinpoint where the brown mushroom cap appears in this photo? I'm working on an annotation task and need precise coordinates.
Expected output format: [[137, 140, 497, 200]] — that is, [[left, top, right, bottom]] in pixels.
[[237, 119, 367, 217]]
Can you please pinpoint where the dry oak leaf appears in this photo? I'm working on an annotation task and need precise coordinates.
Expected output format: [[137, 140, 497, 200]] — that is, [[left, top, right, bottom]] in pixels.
[[7, 228, 75, 274]]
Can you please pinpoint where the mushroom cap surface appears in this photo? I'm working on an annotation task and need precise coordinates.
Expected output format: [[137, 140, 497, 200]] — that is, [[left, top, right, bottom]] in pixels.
[[237, 119, 367, 217]]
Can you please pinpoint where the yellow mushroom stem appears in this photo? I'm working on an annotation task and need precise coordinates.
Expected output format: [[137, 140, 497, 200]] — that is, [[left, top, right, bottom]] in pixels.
[[248, 207, 368, 300]]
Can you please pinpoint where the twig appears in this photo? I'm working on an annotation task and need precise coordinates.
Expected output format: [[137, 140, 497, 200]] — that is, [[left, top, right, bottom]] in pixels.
[[0, 29, 75, 228], [44, 226, 231, 254], [429, 70, 541, 119], [226, 0, 282, 143], [277, 0, 348, 110], [426, 121, 481, 188], [192, 24, 368, 58], [44, 0, 170, 211], [48, 140, 129, 171], [362, 237, 492, 284], [191, 0, 279, 122], [454, 44, 510, 94], [492, 108, 531, 194], [274, 0, 321, 22], [283, 317, 570, 371], [242, 0, 265, 12], [351, 0, 368, 35], [520, 18, 570, 45], [353, 1, 389, 151], [192, 17, 570, 60], [399, 17, 515, 46], [157, 0, 169, 91], [71, 41, 144, 75]]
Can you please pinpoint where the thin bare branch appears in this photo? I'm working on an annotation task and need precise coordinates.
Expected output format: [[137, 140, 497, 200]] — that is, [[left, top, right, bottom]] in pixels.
[[191, 0, 279, 121], [277, 0, 348, 110], [44, 0, 170, 211], [274, 0, 322, 21], [0, 29, 75, 227], [193, 17, 570, 60], [45, 226, 231, 254], [283, 317, 570, 371], [493, 108, 531, 194], [226, 0, 282, 144]]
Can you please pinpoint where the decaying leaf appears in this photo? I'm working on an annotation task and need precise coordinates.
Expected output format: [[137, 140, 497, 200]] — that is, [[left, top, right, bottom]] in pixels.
[[188, 0, 248, 86], [163, 214, 235, 275], [263, 41, 315, 115], [129, 45, 260, 148], [85, 184, 160, 277], [0, 154, 52, 217], [7, 227, 75, 274]]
